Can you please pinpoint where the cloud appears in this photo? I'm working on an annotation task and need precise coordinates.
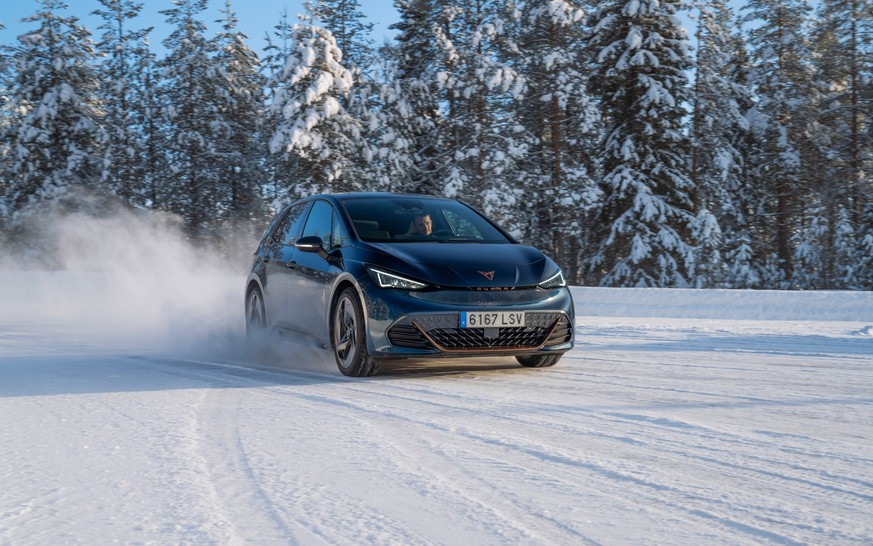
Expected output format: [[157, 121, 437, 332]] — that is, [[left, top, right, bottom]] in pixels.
[[0, 190, 338, 373], [0, 191, 246, 356]]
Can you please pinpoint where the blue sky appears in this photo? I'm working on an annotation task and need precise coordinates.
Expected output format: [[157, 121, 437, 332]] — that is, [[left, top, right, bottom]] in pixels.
[[1, 1, 818, 58], [0, 0, 400, 55]]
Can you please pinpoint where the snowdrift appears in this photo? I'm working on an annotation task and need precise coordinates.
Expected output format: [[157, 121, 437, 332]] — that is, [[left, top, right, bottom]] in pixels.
[[572, 286, 873, 322]]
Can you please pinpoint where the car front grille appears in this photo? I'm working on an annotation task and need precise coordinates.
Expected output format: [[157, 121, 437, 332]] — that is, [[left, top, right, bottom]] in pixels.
[[387, 312, 571, 352]]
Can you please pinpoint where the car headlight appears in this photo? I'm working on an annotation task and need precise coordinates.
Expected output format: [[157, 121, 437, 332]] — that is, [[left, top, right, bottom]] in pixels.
[[367, 266, 428, 290], [538, 269, 566, 289]]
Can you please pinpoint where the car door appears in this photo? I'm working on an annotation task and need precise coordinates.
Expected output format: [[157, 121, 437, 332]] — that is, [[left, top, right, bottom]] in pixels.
[[286, 200, 344, 341], [263, 202, 309, 329]]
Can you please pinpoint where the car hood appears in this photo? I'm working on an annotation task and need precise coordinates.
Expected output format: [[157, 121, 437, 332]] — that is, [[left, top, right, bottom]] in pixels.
[[369, 242, 550, 288]]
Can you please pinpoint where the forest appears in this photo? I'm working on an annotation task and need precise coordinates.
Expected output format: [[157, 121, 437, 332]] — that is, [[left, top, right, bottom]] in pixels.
[[0, 0, 871, 289]]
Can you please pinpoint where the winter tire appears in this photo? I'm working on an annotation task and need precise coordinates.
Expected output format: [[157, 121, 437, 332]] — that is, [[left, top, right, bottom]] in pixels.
[[516, 353, 563, 368], [246, 286, 267, 337], [332, 288, 379, 377]]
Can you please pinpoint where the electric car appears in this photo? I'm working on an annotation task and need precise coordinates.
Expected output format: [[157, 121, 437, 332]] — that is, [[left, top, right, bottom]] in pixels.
[[245, 193, 574, 376]]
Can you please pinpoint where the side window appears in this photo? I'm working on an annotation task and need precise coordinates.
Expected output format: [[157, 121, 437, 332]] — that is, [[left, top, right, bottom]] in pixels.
[[301, 200, 333, 249], [277, 203, 309, 246], [332, 211, 349, 248]]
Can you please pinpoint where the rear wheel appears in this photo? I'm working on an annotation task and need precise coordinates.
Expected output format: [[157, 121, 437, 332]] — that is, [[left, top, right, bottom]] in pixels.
[[246, 286, 267, 337], [332, 288, 379, 377], [516, 353, 563, 368]]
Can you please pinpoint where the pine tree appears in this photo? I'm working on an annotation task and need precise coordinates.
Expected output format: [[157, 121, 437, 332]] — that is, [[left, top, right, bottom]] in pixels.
[[741, 0, 815, 283], [812, 0, 873, 228], [858, 202, 873, 289], [516, 0, 601, 280], [262, 11, 296, 205], [689, 0, 754, 287], [0, 22, 11, 227], [137, 36, 162, 209], [268, 22, 360, 200], [304, 0, 376, 192], [430, 0, 527, 228], [380, 0, 442, 194], [587, 0, 698, 287], [2, 0, 101, 233], [364, 53, 424, 193], [791, 205, 828, 289], [304, 0, 374, 69], [159, 0, 222, 240], [92, 0, 152, 207], [832, 206, 861, 288], [211, 0, 267, 240]]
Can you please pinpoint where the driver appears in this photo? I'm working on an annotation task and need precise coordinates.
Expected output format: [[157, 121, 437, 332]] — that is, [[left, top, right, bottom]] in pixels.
[[413, 212, 433, 236]]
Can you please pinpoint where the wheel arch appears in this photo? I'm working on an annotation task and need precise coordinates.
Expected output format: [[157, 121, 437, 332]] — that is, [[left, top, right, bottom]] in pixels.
[[326, 273, 367, 349], [245, 275, 264, 301]]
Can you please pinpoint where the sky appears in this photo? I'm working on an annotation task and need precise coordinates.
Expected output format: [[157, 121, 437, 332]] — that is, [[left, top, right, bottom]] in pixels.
[[0, 1, 819, 62], [0, 0, 400, 56]]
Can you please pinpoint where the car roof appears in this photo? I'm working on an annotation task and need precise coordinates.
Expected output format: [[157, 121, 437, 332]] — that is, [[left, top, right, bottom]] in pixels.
[[319, 192, 448, 201], [292, 192, 455, 209]]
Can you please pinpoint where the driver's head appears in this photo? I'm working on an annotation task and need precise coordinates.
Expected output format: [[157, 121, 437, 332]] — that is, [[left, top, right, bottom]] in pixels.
[[413, 213, 433, 236]]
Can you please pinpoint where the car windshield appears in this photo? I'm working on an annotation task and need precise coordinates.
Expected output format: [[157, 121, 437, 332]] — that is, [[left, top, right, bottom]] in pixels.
[[340, 196, 513, 244]]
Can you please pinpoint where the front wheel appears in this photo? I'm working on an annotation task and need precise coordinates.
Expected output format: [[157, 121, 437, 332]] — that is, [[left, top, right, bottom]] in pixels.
[[332, 288, 379, 377], [516, 353, 563, 368]]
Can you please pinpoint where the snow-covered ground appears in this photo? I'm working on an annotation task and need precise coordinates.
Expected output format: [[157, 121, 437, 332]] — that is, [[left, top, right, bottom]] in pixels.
[[2, 270, 872, 545]]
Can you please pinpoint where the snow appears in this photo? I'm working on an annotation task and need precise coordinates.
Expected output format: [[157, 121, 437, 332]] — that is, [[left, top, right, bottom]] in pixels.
[[1, 269, 872, 544]]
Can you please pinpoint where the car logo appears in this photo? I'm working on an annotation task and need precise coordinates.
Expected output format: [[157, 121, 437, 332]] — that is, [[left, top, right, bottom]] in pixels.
[[478, 270, 495, 281]]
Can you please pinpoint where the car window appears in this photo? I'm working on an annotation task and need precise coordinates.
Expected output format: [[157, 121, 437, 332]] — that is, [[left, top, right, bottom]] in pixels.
[[340, 197, 511, 243], [443, 210, 485, 240], [277, 203, 309, 246], [332, 210, 350, 248], [301, 200, 333, 249]]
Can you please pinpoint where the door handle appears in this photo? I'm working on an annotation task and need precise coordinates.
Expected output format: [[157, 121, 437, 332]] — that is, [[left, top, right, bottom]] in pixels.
[[287, 261, 297, 269]]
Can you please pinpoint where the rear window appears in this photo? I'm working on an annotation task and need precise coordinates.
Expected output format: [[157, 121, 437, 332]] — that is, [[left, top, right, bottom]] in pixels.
[[341, 197, 512, 244]]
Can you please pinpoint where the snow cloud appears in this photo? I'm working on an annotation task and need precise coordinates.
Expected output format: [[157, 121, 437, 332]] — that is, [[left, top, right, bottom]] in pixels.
[[0, 192, 247, 358]]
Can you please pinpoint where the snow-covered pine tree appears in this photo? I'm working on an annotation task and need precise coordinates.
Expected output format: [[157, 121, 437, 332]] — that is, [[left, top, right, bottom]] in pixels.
[[303, 0, 376, 192], [378, 0, 443, 194], [586, 0, 698, 287], [812, 0, 873, 229], [304, 0, 374, 69], [791, 204, 828, 289], [137, 36, 162, 209], [92, 0, 152, 207], [807, 0, 873, 289], [210, 0, 267, 240], [430, 0, 527, 228], [858, 202, 873, 289], [516, 0, 601, 281], [159, 0, 223, 240], [364, 53, 424, 193], [2, 0, 101, 237], [0, 23, 10, 228], [740, 0, 815, 284], [268, 22, 360, 200], [262, 11, 296, 205], [690, 0, 755, 287], [832, 206, 861, 289], [727, 35, 771, 288]]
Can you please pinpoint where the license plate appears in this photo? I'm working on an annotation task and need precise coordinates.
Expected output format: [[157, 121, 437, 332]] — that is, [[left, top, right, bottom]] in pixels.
[[460, 311, 525, 328]]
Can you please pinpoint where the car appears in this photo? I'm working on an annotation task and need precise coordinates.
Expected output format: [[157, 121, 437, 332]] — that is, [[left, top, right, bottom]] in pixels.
[[244, 192, 574, 376]]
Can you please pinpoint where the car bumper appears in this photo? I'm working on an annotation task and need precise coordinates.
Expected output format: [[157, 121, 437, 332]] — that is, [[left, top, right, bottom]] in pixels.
[[360, 280, 575, 359]]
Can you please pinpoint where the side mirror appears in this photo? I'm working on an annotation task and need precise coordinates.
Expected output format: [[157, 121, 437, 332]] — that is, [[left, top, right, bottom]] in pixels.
[[295, 235, 324, 253], [295, 235, 329, 258]]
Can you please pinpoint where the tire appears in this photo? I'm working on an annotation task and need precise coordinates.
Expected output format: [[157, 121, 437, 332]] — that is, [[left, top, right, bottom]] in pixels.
[[516, 353, 563, 368], [246, 286, 267, 338], [332, 288, 379, 377]]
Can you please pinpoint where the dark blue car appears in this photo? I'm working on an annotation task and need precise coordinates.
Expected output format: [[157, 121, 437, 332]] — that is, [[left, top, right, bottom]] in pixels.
[[245, 193, 574, 376]]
